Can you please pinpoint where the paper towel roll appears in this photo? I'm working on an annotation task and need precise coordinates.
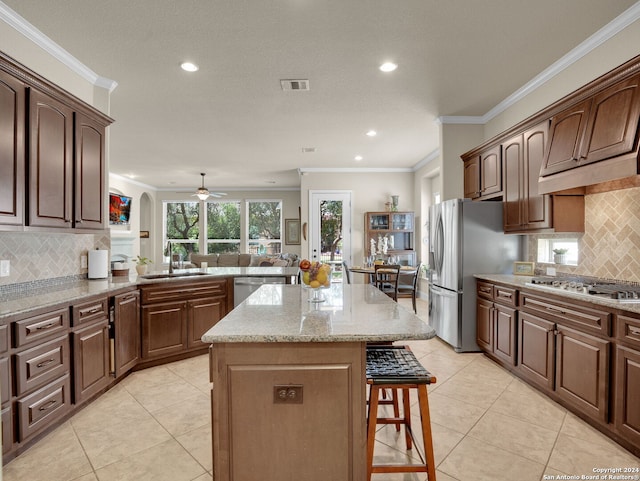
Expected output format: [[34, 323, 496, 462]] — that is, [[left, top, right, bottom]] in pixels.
[[88, 249, 109, 279]]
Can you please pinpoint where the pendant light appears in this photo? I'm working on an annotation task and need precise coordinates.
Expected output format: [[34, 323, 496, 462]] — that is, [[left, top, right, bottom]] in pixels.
[[193, 173, 226, 200]]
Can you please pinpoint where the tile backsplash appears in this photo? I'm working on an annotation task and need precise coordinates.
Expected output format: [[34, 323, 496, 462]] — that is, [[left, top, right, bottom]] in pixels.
[[528, 186, 640, 283], [0, 232, 110, 287]]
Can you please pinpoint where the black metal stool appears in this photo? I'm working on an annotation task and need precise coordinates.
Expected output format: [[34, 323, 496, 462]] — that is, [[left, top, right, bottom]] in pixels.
[[366, 346, 437, 481]]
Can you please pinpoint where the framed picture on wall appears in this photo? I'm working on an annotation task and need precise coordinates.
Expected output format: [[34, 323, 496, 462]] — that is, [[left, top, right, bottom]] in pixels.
[[285, 219, 301, 245]]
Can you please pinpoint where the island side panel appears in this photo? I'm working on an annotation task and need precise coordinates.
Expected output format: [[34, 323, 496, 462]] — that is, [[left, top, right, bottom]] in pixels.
[[210, 342, 366, 481]]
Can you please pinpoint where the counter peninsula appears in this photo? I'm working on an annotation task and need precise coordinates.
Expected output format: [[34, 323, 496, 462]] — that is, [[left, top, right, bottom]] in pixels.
[[202, 283, 435, 481]]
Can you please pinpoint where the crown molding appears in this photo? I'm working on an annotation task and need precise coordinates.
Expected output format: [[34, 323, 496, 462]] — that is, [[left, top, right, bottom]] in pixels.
[[440, 1, 640, 126], [0, 1, 118, 92], [413, 149, 440, 170]]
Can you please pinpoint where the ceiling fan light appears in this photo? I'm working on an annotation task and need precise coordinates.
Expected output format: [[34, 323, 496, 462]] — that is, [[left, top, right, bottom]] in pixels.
[[195, 189, 210, 200]]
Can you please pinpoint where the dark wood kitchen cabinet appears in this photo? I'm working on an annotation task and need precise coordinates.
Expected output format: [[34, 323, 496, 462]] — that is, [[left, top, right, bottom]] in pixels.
[[0, 51, 113, 233], [541, 73, 640, 177], [517, 311, 555, 390], [28, 88, 74, 229], [502, 122, 553, 232], [74, 112, 107, 229], [140, 279, 230, 362], [463, 145, 502, 200], [614, 314, 640, 447], [0, 69, 25, 227], [112, 290, 141, 378], [71, 296, 110, 405], [476, 281, 517, 366]]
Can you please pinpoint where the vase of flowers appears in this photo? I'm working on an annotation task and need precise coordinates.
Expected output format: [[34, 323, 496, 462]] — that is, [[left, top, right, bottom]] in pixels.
[[134, 255, 152, 275]]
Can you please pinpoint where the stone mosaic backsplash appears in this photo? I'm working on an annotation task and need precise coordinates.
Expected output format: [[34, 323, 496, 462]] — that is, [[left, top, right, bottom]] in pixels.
[[0, 231, 109, 287], [528, 186, 640, 283]]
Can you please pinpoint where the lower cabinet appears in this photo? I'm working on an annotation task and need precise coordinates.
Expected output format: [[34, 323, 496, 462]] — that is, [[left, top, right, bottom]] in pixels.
[[615, 345, 640, 447], [476, 282, 517, 366], [113, 290, 140, 377], [555, 324, 610, 423], [16, 374, 71, 442], [518, 311, 555, 390], [142, 301, 188, 359], [2, 404, 12, 455], [72, 320, 110, 404], [140, 279, 229, 361]]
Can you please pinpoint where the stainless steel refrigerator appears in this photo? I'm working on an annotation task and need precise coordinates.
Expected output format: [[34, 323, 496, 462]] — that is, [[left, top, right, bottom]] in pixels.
[[428, 199, 521, 352]]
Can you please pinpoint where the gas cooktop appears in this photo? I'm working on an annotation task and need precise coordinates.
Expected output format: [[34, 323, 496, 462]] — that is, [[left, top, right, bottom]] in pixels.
[[528, 276, 640, 302]]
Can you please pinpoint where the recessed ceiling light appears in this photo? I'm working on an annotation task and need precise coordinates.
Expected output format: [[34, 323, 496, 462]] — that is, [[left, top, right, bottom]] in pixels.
[[366, 130, 377, 137], [301, 147, 316, 153], [180, 62, 199, 72], [354, 155, 363, 161], [379, 62, 398, 72]]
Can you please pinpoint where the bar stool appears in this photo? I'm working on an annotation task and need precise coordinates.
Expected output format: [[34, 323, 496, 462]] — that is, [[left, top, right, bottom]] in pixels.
[[366, 345, 437, 481]]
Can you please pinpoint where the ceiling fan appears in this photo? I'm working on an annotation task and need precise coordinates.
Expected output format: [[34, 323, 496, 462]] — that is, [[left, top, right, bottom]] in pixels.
[[193, 173, 226, 200]]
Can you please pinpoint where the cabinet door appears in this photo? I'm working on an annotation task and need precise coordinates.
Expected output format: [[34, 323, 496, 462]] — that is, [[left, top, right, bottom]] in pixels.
[[463, 155, 480, 199], [518, 312, 555, 390], [72, 320, 110, 404], [614, 345, 640, 447], [476, 298, 493, 352], [187, 296, 226, 349], [480, 146, 502, 197], [555, 324, 610, 422], [541, 98, 591, 176], [0, 356, 10, 405], [74, 112, 106, 229], [523, 122, 552, 230], [502, 134, 523, 231], [114, 291, 140, 377], [141, 301, 187, 359], [581, 73, 640, 166], [2, 404, 12, 455], [493, 304, 517, 365], [28, 89, 74, 228], [0, 70, 25, 226]]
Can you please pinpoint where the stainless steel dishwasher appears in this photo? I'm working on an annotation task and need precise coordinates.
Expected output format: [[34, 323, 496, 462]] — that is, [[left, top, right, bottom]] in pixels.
[[234, 277, 286, 307]]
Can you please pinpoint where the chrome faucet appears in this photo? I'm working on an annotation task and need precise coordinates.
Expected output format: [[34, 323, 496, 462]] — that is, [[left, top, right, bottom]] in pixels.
[[166, 241, 174, 273]]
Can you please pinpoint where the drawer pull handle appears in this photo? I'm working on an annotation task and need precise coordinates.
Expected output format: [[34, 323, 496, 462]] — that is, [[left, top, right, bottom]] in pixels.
[[123, 295, 136, 301], [546, 306, 566, 315], [498, 292, 512, 299], [36, 358, 56, 368], [628, 326, 640, 336], [38, 399, 58, 411], [480, 287, 491, 293], [86, 307, 101, 314], [35, 323, 56, 331]]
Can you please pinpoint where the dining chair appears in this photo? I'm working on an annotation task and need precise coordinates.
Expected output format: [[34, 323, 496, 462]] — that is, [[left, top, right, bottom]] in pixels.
[[342, 261, 351, 284], [374, 264, 401, 300], [396, 264, 421, 313]]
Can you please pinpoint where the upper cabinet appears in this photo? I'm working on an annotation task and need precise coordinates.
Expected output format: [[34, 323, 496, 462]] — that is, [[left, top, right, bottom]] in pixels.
[[463, 145, 502, 200], [0, 52, 113, 232], [541, 73, 640, 177], [0, 70, 25, 227]]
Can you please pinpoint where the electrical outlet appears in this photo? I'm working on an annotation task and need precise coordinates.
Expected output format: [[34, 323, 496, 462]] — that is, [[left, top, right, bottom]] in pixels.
[[81, 255, 88, 268], [546, 266, 556, 276], [0, 260, 10, 277]]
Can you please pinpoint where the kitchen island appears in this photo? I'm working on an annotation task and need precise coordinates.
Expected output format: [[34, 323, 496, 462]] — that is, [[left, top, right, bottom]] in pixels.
[[202, 283, 435, 481]]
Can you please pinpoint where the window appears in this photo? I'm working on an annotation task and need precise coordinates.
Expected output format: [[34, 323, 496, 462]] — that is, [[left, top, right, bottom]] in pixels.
[[537, 238, 579, 265], [247, 200, 282, 254], [162, 199, 284, 263], [207, 201, 241, 253], [164, 201, 200, 262]]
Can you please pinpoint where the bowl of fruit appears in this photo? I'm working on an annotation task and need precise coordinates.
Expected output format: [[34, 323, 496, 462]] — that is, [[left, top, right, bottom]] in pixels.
[[299, 260, 332, 302]]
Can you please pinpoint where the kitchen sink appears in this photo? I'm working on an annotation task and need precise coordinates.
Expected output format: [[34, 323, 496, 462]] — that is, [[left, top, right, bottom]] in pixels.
[[140, 272, 209, 279]]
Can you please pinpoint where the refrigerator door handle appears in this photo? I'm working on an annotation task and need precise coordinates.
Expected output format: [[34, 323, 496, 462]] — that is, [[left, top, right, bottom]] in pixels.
[[434, 213, 444, 276]]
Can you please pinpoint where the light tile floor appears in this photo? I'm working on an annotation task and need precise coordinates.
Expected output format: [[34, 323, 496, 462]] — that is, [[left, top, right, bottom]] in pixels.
[[3, 298, 639, 481]]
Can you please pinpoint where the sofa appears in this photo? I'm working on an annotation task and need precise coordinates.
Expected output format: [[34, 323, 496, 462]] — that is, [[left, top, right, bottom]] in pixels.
[[187, 253, 299, 268]]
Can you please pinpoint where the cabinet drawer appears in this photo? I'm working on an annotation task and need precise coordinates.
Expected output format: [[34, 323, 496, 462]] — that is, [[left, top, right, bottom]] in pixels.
[[141, 280, 227, 304], [519, 291, 610, 336], [15, 335, 70, 396], [494, 286, 517, 308], [16, 374, 71, 442], [477, 281, 493, 300], [13, 307, 70, 348], [617, 314, 640, 350], [71, 297, 108, 326]]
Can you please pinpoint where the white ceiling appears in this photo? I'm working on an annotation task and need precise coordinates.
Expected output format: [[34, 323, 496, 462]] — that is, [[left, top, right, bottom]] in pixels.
[[2, 1, 638, 192]]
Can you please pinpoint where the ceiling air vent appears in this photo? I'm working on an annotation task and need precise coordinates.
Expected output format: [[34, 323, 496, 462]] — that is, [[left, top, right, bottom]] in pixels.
[[280, 79, 310, 91]]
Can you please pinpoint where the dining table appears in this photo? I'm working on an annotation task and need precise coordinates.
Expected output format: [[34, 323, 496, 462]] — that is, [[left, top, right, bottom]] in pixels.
[[349, 265, 417, 283]]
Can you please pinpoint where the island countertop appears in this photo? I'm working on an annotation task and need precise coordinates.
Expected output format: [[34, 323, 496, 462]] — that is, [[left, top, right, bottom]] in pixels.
[[201, 283, 436, 343]]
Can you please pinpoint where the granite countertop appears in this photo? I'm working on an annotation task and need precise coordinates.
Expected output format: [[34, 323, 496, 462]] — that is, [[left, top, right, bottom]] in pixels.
[[0, 267, 299, 320], [201, 283, 436, 343], [474, 274, 640, 315]]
